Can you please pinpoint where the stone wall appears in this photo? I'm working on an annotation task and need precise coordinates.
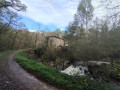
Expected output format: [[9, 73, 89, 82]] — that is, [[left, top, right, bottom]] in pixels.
[[47, 36, 64, 47]]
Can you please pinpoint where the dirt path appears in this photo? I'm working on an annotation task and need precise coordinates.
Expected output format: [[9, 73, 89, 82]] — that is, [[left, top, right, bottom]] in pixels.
[[0, 50, 58, 90]]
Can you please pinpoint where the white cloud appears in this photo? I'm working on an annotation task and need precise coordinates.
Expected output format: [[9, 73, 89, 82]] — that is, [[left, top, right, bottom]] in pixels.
[[19, 0, 80, 28], [29, 29, 37, 32], [19, 0, 120, 28]]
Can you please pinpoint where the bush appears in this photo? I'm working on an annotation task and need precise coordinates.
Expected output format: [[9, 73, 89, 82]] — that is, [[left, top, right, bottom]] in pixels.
[[34, 48, 45, 57], [109, 64, 120, 82], [34, 47, 69, 61]]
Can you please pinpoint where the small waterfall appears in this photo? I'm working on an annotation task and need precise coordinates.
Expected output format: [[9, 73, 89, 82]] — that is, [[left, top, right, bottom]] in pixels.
[[61, 65, 88, 76], [61, 61, 110, 77]]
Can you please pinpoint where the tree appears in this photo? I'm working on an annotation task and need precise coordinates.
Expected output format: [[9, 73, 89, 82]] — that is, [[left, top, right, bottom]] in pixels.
[[66, 0, 94, 45], [76, 0, 94, 29], [65, 0, 94, 49], [100, 0, 120, 26], [0, 0, 27, 11], [0, 8, 24, 34], [0, 0, 28, 50], [0, 4, 27, 49]]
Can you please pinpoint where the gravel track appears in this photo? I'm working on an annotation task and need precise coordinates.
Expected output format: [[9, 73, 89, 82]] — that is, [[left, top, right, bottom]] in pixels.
[[0, 50, 58, 90]]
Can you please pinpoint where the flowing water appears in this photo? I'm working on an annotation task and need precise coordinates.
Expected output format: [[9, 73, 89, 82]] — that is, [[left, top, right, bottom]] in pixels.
[[61, 61, 110, 76]]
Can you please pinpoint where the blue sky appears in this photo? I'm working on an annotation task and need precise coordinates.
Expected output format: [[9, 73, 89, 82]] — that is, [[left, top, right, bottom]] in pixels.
[[18, 0, 120, 32], [18, 0, 80, 31], [21, 16, 59, 31]]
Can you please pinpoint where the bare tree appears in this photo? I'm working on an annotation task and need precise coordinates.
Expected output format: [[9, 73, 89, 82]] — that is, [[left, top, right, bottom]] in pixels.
[[0, 0, 27, 11]]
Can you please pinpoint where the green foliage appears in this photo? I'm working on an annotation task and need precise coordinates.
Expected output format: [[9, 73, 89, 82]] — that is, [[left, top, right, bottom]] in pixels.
[[76, 0, 94, 27], [34, 48, 45, 57], [65, 18, 120, 61], [0, 0, 27, 50], [34, 47, 72, 62], [14, 51, 113, 90], [65, 0, 120, 62], [89, 64, 120, 83], [108, 64, 120, 82], [34, 47, 58, 61]]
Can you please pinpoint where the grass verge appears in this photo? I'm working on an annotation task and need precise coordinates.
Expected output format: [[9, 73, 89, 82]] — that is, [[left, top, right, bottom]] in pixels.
[[0, 50, 12, 54], [14, 51, 113, 90], [0, 50, 13, 60]]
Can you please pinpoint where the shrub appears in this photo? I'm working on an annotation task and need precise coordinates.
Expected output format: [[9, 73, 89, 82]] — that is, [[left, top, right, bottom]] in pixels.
[[34, 48, 45, 57]]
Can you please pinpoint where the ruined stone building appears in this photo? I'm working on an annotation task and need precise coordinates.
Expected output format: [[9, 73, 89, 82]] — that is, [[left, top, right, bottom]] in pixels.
[[46, 36, 64, 47]]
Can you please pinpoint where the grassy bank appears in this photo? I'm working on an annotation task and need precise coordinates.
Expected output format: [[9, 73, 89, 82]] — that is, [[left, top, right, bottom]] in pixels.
[[0, 50, 12, 54], [0, 50, 13, 60], [14, 51, 113, 90]]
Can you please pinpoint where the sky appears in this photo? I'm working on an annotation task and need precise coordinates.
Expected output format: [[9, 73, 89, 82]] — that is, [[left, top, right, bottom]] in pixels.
[[19, 0, 80, 31], [18, 0, 119, 31]]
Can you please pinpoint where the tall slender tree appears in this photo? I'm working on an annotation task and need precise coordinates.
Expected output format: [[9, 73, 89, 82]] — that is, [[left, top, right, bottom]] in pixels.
[[76, 0, 94, 29]]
